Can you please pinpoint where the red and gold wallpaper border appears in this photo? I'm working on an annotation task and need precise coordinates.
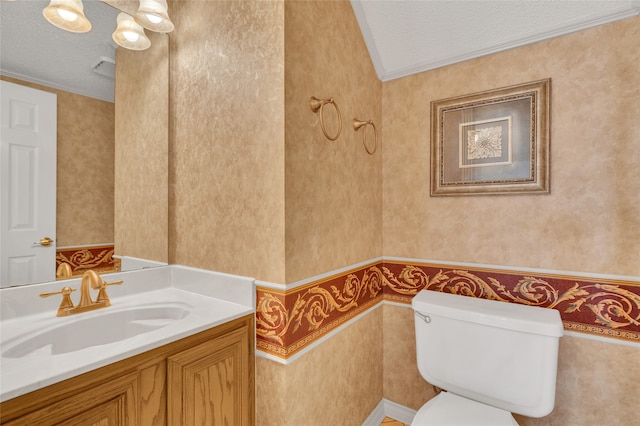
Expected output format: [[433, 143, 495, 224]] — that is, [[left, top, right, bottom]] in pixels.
[[256, 264, 385, 358], [256, 261, 640, 359], [56, 245, 121, 278]]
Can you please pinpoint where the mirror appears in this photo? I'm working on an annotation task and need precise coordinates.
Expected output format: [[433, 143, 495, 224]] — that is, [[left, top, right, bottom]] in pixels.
[[0, 0, 168, 287]]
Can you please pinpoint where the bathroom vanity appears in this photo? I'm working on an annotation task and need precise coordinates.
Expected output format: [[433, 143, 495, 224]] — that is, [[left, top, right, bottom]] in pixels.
[[0, 266, 256, 425]]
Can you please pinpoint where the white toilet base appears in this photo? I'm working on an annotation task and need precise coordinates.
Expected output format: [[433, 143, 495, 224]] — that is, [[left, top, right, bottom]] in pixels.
[[411, 392, 519, 426]]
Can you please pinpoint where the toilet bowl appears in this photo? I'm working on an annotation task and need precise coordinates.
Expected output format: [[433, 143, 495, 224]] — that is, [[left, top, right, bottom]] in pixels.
[[411, 290, 563, 426], [412, 392, 517, 426]]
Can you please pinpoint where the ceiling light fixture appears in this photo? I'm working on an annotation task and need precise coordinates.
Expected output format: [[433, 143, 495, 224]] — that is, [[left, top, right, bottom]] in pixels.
[[43, 0, 91, 33], [134, 0, 174, 33], [112, 13, 151, 51]]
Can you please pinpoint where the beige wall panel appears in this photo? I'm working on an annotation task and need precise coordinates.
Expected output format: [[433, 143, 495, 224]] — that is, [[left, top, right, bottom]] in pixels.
[[515, 335, 640, 425], [284, 0, 383, 282], [115, 32, 169, 262], [56, 89, 114, 247], [169, 0, 286, 283], [383, 305, 435, 410], [0, 76, 114, 247], [256, 357, 288, 426], [381, 17, 640, 276], [257, 307, 383, 426]]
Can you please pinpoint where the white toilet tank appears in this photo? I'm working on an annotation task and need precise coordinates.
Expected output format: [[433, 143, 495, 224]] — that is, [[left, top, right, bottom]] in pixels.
[[412, 290, 563, 418]]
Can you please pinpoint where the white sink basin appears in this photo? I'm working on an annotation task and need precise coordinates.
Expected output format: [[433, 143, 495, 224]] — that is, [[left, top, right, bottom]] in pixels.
[[0, 265, 255, 403], [2, 303, 191, 358]]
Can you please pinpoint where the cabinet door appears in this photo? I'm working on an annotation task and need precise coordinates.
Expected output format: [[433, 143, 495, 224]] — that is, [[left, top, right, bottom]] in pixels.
[[168, 325, 250, 426], [4, 372, 137, 426]]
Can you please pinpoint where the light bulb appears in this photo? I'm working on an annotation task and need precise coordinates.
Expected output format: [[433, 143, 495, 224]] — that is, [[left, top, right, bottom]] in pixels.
[[146, 13, 163, 24], [43, 0, 91, 33], [134, 0, 174, 33], [57, 8, 78, 22], [112, 13, 151, 50], [123, 31, 140, 42]]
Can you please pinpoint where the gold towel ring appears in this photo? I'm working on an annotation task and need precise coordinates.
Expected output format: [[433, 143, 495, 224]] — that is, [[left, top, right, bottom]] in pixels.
[[310, 96, 342, 141], [353, 119, 377, 155]]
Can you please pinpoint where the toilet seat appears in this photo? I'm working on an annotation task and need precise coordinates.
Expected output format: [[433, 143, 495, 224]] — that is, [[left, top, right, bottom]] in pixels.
[[411, 392, 519, 426]]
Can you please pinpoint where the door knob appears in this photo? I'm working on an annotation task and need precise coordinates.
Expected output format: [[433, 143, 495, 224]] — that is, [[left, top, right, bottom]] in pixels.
[[37, 237, 54, 246]]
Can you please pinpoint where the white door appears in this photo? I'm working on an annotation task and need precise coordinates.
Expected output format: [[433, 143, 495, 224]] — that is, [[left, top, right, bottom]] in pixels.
[[0, 80, 57, 287]]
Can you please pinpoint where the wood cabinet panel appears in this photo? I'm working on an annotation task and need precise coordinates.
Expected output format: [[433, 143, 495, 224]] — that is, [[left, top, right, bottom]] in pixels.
[[3, 372, 138, 426], [139, 360, 167, 426], [56, 394, 127, 426], [168, 326, 250, 426]]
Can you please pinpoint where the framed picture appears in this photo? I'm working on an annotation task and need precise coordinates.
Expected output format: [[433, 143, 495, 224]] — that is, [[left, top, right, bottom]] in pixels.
[[430, 79, 550, 196]]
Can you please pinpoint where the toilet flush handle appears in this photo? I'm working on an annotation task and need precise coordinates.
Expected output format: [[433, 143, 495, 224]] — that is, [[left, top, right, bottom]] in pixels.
[[415, 312, 431, 323]]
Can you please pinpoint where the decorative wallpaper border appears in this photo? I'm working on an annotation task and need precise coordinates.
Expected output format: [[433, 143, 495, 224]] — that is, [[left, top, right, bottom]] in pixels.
[[256, 260, 640, 359], [55, 245, 121, 278], [256, 265, 385, 358]]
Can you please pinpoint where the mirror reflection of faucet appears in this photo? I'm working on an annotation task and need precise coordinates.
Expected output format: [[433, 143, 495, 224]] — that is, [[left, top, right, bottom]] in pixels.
[[56, 262, 73, 279], [40, 270, 124, 317]]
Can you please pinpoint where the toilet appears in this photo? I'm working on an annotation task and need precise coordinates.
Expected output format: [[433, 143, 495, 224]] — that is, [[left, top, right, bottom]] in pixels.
[[411, 290, 563, 426]]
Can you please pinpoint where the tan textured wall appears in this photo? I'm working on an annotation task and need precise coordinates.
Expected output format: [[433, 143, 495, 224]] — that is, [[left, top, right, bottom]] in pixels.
[[256, 357, 288, 425], [114, 32, 169, 263], [168, 3, 381, 421], [169, 0, 286, 283], [516, 335, 640, 426], [0, 76, 114, 247], [383, 305, 435, 410], [257, 307, 383, 426], [284, 0, 383, 282], [381, 17, 640, 424], [56, 88, 114, 247], [257, 2, 384, 423], [382, 17, 640, 277]]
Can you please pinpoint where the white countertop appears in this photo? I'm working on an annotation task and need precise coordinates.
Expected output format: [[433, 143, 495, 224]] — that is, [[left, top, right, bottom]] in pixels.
[[0, 265, 255, 402]]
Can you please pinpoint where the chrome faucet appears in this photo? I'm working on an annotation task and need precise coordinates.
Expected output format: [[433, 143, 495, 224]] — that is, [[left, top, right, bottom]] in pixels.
[[40, 270, 124, 317]]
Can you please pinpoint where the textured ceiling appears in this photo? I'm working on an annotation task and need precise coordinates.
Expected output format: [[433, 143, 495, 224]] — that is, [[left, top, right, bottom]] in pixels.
[[1, 1, 639, 102], [0, 0, 119, 102], [351, 0, 640, 81]]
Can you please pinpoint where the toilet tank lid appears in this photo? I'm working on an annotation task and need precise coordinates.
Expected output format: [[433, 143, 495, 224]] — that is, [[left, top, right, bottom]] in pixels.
[[412, 290, 564, 337]]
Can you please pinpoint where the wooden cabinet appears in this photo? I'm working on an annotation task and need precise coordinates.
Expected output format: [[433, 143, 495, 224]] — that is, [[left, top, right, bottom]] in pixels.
[[0, 314, 255, 426], [3, 372, 138, 426], [168, 324, 251, 425]]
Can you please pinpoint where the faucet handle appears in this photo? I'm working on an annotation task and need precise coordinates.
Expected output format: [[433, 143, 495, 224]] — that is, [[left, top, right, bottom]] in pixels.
[[40, 286, 76, 313], [95, 278, 124, 304]]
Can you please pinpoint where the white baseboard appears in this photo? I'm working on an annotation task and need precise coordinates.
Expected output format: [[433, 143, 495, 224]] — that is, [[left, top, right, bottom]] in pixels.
[[362, 399, 386, 426], [363, 398, 416, 426]]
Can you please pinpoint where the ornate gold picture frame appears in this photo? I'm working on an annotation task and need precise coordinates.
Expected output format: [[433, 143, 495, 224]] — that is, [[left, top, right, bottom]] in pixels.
[[431, 79, 550, 196]]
